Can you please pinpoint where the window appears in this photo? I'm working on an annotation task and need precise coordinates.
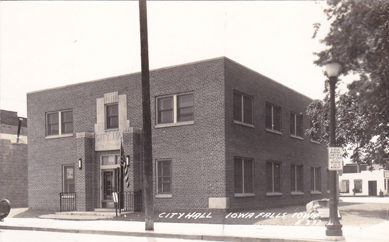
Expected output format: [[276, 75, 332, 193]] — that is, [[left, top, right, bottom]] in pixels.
[[234, 158, 253, 194], [157, 93, 194, 125], [157, 160, 171, 194], [106, 104, 118, 129], [310, 166, 321, 192], [266, 103, 281, 132], [63, 166, 75, 193], [290, 113, 303, 137], [340, 180, 350, 193], [266, 161, 281, 193], [234, 92, 253, 125], [47, 110, 73, 136], [291, 165, 303, 192], [354, 179, 362, 193]]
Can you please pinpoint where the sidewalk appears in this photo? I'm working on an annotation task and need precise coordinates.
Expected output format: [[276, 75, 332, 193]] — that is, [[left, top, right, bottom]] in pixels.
[[1, 217, 388, 242]]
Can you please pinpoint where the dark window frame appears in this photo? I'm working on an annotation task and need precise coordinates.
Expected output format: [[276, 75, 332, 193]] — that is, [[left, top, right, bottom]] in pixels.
[[63, 165, 75, 193], [233, 91, 253, 125], [266, 161, 281, 193], [234, 157, 254, 194], [310, 166, 321, 192], [266, 103, 282, 132], [106, 104, 119, 129], [156, 93, 194, 125], [157, 160, 172, 194], [291, 164, 303, 192], [46, 110, 73, 136], [290, 112, 303, 138]]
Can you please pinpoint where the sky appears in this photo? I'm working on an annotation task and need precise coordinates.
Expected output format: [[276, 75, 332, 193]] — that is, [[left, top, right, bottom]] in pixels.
[[0, 1, 334, 118]]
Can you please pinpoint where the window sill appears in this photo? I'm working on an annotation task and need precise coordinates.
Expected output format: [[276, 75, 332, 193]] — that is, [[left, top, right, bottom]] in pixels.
[[233, 120, 255, 128], [310, 140, 321, 144], [266, 192, 283, 196], [234, 193, 255, 198], [310, 191, 322, 195], [266, 129, 282, 135], [46, 133, 74, 139], [105, 128, 119, 132], [291, 191, 304, 196], [156, 194, 172, 198], [290, 135, 304, 140], [156, 121, 194, 128]]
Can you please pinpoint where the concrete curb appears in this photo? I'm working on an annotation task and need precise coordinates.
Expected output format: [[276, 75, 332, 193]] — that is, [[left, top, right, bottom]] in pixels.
[[0, 224, 329, 242]]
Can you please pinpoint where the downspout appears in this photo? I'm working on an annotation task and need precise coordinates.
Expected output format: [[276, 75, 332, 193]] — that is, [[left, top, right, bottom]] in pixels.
[[16, 117, 23, 143]]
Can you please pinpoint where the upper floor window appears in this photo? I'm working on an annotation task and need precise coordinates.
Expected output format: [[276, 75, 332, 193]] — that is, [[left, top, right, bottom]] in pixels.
[[290, 113, 303, 138], [234, 157, 254, 194], [47, 110, 73, 136], [106, 104, 118, 129], [234, 92, 253, 125], [266, 103, 281, 132], [157, 93, 194, 125]]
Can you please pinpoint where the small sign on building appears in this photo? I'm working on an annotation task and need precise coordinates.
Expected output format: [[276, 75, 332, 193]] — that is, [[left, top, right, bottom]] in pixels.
[[384, 170, 389, 178], [328, 147, 343, 171]]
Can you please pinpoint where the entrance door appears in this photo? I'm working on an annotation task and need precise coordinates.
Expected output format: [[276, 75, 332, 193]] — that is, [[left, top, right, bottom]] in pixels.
[[368, 180, 377, 196], [102, 169, 118, 208]]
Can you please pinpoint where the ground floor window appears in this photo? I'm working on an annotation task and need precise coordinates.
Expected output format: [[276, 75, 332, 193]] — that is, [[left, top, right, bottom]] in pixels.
[[157, 160, 172, 194], [63, 165, 75, 193], [291, 165, 303, 192], [310, 166, 321, 192], [266, 161, 281, 193], [354, 179, 362, 193], [340, 180, 349, 193], [234, 158, 253, 194]]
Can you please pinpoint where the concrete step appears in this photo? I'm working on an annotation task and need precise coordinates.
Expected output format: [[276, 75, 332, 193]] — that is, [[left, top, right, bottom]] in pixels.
[[38, 209, 133, 220]]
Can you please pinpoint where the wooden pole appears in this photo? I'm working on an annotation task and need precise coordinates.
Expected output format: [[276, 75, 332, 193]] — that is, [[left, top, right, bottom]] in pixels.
[[139, 0, 154, 231]]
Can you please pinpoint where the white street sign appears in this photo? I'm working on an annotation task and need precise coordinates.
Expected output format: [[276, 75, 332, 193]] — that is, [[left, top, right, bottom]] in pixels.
[[328, 147, 343, 171]]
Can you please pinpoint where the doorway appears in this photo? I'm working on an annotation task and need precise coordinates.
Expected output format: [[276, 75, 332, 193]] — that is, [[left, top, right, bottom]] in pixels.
[[101, 169, 118, 208], [368, 180, 377, 196]]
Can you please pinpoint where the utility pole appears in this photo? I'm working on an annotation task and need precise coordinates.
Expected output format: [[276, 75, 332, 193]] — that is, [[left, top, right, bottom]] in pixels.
[[139, 0, 154, 231]]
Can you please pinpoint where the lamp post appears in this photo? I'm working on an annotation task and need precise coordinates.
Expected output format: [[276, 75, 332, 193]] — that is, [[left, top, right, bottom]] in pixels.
[[325, 61, 343, 237]]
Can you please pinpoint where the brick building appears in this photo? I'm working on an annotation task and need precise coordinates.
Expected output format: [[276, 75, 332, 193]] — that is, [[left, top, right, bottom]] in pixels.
[[0, 110, 28, 208], [27, 57, 328, 212]]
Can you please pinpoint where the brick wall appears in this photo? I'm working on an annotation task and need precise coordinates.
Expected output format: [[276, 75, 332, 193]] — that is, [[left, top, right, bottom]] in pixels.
[[150, 58, 227, 210], [0, 140, 28, 208], [224, 58, 328, 209], [27, 73, 143, 210], [27, 57, 328, 211]]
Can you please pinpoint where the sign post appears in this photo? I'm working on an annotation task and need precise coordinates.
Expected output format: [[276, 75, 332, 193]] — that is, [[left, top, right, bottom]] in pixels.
[[328, 147, 343, 171]]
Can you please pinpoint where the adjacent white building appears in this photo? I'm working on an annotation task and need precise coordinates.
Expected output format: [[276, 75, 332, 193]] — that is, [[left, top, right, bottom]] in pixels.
[[339, 164, 389, 196]]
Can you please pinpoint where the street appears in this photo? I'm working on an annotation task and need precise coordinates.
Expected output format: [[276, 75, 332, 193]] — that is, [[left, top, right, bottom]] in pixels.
[[0, 230, 217, 242]]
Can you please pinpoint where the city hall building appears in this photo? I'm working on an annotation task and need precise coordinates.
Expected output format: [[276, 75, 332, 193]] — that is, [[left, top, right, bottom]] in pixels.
[[27, 57, 328, 212]]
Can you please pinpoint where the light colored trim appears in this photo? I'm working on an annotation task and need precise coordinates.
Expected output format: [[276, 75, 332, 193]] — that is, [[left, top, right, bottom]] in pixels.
[[266, 192, 283, 196], [233, 120, 255, 128], [310, 139, 321, 144], [266, 129, 282, 135], [234, 193, 255, 198], [291, 191, 304, 196], [156, 194, 172, 198], [310, 191, 322, 195], [155, 120, 194, 128], [104, 92, 119, 104], [76, 132, 94, 138], [291, 135, 304, 140], [46, 133, 73, 139]]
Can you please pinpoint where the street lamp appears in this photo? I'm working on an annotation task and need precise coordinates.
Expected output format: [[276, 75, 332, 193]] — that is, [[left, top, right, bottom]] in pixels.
[[325, 61, 343, 237]]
